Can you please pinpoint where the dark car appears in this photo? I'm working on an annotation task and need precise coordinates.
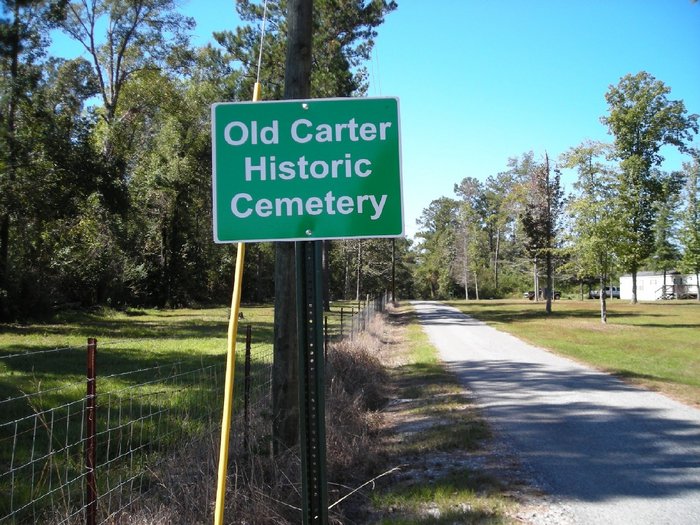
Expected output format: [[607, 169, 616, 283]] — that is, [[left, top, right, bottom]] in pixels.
[[524, 290, 561, 300]]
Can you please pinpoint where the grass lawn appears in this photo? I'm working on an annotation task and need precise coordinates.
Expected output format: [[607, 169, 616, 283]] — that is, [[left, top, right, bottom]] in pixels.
[[0, 299, 359, 399], [0, 305, 277, 407], [0, 305, 279, 522], [446, 299, 700, 406]]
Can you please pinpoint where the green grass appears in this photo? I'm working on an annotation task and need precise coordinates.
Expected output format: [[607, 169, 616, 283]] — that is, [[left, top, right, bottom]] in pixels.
[[0, 306, 274, 404], [395, 319, 460, 399], [447, 299, 700, 405], [0, 305, 276, 522], [374, 471, 512, 525]]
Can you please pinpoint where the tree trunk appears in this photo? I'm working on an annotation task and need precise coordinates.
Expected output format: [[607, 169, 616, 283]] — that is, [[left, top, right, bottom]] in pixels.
[[0, 4, 21, 318], [663, 268, 667, 298], [0, 216, 8, 317], [272, 0, 313, 453], [533, 259, 539, 302], [545, 250, 553, 314], [631, 270, 638, 304], [463, 234, 469, 300], [494, 227, 500, 293], [273, 243, 299, 452], [544, 153, 553, 315], [599, 275, 607, 324]]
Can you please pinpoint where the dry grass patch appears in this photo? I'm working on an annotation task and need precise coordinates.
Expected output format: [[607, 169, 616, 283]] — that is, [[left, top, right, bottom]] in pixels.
[[117, 313, 397, 524]]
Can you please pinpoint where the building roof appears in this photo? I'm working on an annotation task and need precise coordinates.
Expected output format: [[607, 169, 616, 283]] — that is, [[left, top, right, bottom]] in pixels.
[[620, 270, 682, 278]]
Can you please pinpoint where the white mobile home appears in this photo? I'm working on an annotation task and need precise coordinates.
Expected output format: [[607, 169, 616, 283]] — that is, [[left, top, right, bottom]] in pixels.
[[620, 271, 699, 301]]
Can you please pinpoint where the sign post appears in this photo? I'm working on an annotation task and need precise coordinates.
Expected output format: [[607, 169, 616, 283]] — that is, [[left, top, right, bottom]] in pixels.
[[212, 96, 402, 524], [295, 240, 327, 523]]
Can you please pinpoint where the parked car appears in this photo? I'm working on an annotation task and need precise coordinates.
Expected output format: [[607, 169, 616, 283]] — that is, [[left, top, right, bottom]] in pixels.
[[524, 290, 561, 300], [589, 286, 620, 299]]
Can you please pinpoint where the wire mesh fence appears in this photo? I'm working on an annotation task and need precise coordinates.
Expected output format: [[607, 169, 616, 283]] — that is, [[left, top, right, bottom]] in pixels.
[[0, 330, 273, 524], [334, 291, 390, 341], [0, 294, 388, 524]]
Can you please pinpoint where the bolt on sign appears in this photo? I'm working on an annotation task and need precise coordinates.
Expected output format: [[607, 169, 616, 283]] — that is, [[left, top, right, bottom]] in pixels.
[[211, 97, 403, 242]]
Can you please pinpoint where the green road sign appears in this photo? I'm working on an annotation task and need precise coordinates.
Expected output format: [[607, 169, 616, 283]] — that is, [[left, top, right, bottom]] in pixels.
[[211, 97, 403, 243]]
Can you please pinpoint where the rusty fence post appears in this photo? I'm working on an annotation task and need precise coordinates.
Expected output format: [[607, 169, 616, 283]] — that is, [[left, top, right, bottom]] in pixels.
[[350, 309, 354, 340], [366, 294, 370, 331], [244, 325, 252, 450], [339, 307, 344, 339], [86, 338, 97, 525]]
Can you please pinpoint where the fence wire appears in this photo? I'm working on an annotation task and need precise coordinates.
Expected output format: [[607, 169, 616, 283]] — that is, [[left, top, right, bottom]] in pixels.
[[0, 294, 387, 524], [335, 291, 390, 341], [0, 333, 274, 524]]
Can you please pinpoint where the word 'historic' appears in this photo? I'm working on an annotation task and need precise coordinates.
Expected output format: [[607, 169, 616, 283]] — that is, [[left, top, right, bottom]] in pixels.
[[244, 154, 371, 181]]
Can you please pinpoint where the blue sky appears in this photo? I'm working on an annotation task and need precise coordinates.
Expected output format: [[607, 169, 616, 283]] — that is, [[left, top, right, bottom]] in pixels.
[[184, 0, 700, 237], [53, 1, 700, 238]]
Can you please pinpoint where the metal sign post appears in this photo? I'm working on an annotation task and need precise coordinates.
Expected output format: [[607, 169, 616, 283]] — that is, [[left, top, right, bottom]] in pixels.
[[295, 240, 328, 523], [211, 93, 402, 525]]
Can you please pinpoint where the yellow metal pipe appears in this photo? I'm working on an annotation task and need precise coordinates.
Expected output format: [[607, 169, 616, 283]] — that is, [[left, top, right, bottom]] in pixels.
[[214, 82, 261, 525]]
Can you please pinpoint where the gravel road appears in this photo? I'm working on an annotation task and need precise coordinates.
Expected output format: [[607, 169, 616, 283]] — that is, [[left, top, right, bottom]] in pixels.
[[412, 301, 700, 525]]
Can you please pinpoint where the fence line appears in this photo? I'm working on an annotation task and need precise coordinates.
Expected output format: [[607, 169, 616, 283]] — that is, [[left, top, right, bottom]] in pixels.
[[0, 338, 269, 524], [1, 294, 389, 524], [333, 290, 390, 341]]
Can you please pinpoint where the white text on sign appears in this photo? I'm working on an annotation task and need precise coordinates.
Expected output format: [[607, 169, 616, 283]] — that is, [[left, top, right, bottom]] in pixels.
[[223, 118, 393, 146]]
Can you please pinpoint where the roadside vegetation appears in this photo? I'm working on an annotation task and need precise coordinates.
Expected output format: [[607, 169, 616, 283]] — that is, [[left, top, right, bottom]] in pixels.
[[448, 299, 700, 406], [369, 305, 527, 524], [0, 304, 360, 523], [2, 303, 541, 523]]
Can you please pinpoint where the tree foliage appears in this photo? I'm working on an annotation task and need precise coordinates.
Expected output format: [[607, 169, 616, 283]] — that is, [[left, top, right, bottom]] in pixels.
[[602, 71, 698, 168], [679, 152, 700, 300], [62, 0, 194, 125], [560, 141, 618, 321], [414, 197, 459, 299], [520, 154, 563, 313], [650, 171, 684, 276], [2, 0, 699, 322], [602, 72, 698, 302]]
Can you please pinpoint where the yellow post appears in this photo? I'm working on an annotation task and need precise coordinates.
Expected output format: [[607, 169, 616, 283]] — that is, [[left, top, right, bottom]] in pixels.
[[213, 82, 261, 525]]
